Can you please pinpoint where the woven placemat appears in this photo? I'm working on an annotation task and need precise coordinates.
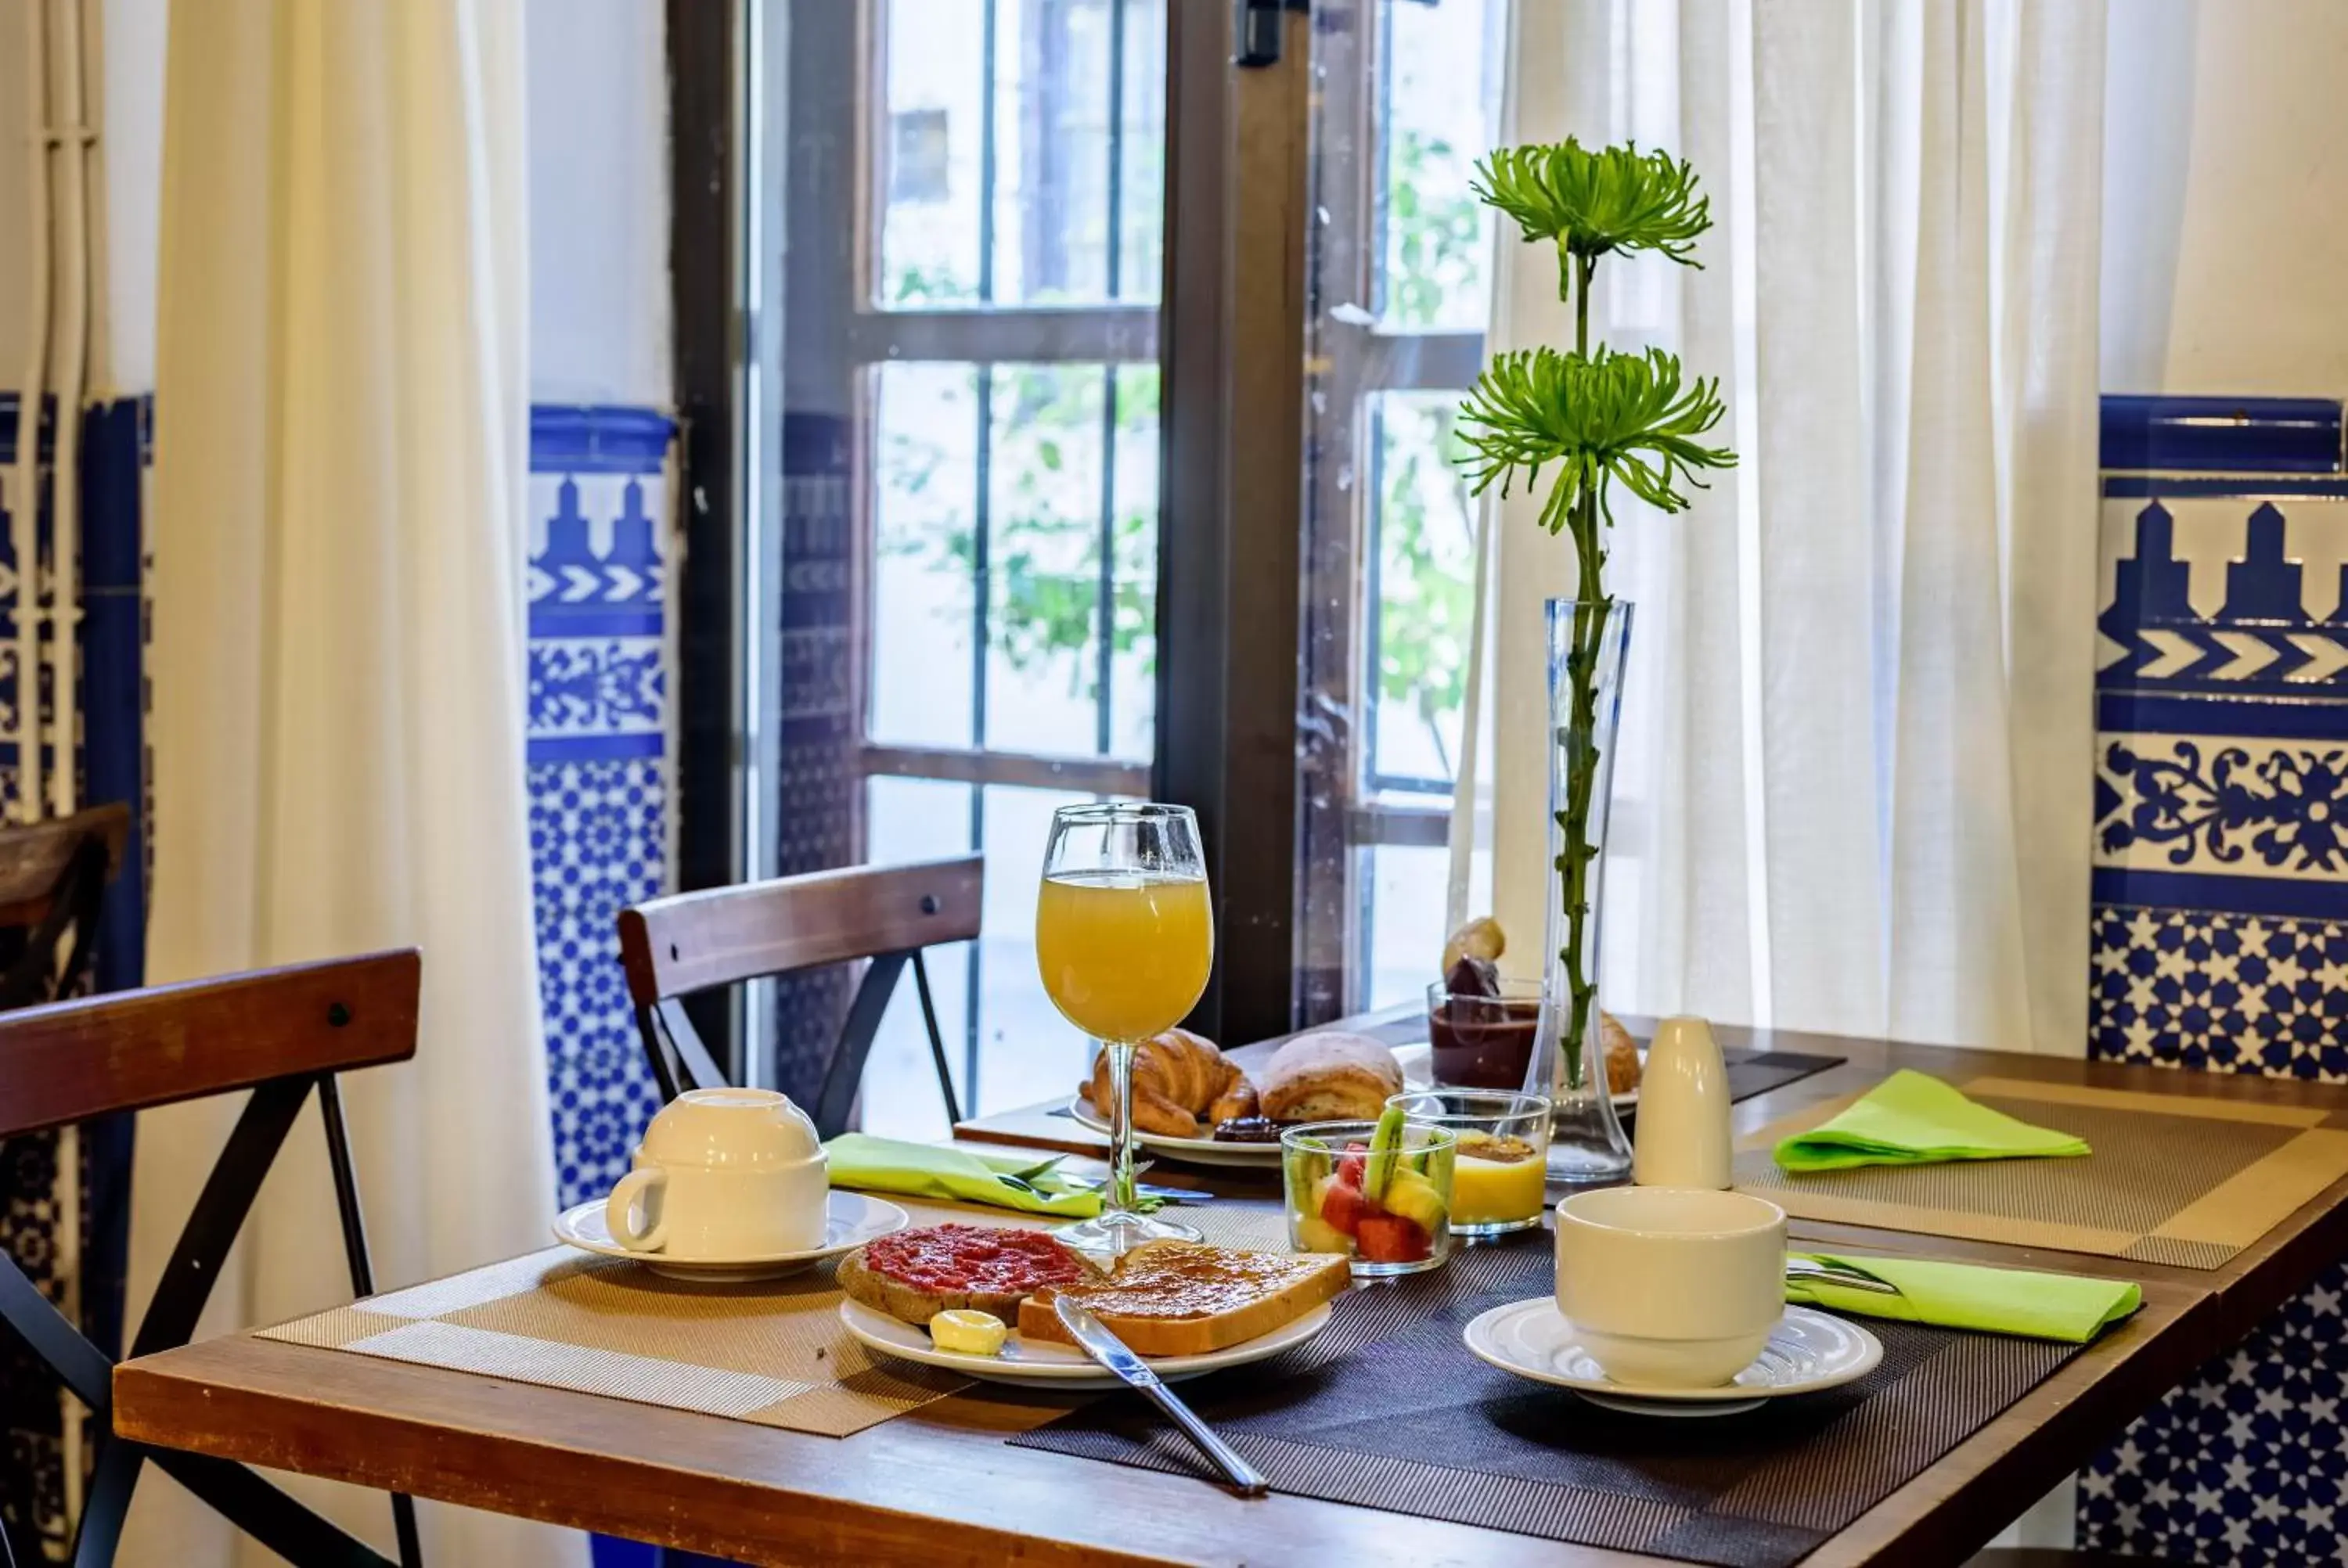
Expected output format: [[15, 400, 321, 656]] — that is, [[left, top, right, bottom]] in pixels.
[[254, 1198, 1294, 1437], [1734, 1076, 2348, 1268], [1014, 1239, 2080, 1568]]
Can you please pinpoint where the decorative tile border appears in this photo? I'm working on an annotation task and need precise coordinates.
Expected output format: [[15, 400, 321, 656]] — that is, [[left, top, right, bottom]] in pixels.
[[524, 408, 676, 1208], [2085, 394, 2348, 1563]]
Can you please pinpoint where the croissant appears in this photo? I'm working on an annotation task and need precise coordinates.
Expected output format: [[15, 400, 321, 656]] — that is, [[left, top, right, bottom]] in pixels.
[[1082, 1027, 1258, 1138]]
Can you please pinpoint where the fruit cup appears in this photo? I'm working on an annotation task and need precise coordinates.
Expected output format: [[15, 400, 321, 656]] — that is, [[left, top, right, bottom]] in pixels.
[[1385, 1089, 1550, 1238], [1280, 1115, 1457, 1278]]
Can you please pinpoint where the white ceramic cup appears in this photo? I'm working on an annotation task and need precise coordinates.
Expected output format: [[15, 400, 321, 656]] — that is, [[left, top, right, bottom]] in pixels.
[[1554, 1185, 1787, 1388], [604, 1088, 829, 1259]]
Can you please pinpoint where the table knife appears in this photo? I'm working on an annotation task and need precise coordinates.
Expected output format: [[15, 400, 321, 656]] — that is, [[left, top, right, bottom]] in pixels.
[[1053, 1296, 1268, 1497]]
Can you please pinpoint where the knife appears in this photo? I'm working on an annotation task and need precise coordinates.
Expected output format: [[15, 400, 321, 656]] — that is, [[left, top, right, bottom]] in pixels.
[[1053, 1296, 1269, 1497]]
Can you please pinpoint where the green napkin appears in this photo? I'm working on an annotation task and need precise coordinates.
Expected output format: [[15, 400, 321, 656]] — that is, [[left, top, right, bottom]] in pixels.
[[824, 1134, 1152, 1219], [1773, 1070, 2090, 1173], [1787, 1252, 2141, 1343]]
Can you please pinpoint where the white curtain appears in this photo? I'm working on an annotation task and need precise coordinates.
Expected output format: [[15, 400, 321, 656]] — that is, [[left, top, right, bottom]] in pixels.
[[125, 2, 582, 1564], [1461, 0, 2106, 1059]]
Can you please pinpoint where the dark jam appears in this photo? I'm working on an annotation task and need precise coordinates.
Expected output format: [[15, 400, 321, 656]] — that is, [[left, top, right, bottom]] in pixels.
[[1428, 992, 1539, 1089]]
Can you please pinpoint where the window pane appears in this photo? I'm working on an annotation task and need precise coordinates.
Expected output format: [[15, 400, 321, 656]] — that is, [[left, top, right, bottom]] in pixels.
[[871, 363, 981, 749], [880, 0, 989, 304], [879, 0, 1168, 307], [973, 782, 1097, 1112], [985, 364, 1107, 756], [859, 778, 1112, 1138], [1367, 393, 1477, 792], [1377, 0, 1504, 332], [1109, 364, 1159, 759], [1115, 0, 1168, 300], [862, 775, 974, 1141]]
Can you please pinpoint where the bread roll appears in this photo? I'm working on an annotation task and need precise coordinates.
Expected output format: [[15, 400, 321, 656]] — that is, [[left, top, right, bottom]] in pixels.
[[1259, 1031, 1405, 1122], [1601, 1011, 1641, 1095]]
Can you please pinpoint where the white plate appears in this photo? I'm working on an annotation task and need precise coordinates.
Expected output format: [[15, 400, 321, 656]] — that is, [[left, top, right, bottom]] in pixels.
[[1065, 1095, 1286, 1166], [1066, 1041, 1631, 1163], [553, 1189, 909, 1282], [839, 1296, 1334, 1389], [1061, 1043, 1442, 1167], [1462, 1299, 1882, 1418]]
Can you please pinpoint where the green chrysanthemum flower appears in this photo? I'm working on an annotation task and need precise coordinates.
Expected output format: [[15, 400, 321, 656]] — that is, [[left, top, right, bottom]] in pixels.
[[1457, 346, 1735, 534], [1473, 138, 1713, 272]]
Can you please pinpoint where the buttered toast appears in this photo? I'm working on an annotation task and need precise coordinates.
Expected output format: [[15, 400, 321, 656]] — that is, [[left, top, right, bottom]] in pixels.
[[1017, 1240, 1351, 1357]]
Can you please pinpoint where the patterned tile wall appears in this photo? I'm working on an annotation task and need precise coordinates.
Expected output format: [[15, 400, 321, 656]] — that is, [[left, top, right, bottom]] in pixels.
[[2081, 396, 2348, 1563], [526, 406, 676, 1209], [0, 393, 145, 1562], [0, 397, 676, 1558]]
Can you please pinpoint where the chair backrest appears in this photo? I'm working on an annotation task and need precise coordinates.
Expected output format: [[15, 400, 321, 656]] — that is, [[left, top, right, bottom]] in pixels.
[[0, 952, 423, 1568], [617, 854, 983, 1005], [616, 855, 983, 1131], [0, 950, 421, 1139], [0, 802, 129, 926], [0, 802, 134, 1011]]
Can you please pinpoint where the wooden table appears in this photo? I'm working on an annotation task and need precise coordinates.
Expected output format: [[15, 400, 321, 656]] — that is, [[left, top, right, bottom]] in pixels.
[[113, 1020, 2348, 1566]]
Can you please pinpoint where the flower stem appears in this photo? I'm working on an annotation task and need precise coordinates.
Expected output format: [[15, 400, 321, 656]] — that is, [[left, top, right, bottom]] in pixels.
[[1553, 250, 1606, 1091]]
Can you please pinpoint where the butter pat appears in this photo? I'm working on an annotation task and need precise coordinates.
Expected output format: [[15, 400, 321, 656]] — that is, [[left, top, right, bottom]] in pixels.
[[928, 1308, 1007, 1355]]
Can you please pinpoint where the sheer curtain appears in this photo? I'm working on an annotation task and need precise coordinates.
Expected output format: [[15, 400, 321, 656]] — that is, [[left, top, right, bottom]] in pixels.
[[124, 2, 582, 1563], [1457, 0, 2106, 1059]]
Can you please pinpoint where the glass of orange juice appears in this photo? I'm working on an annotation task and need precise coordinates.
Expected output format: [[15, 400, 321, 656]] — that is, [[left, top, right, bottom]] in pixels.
[[1037, 802, 1212, 1252]]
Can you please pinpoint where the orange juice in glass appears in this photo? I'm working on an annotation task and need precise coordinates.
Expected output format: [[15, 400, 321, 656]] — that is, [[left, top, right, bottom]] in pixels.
[[1037, 804, 1212, 1251], [1035, 870, 1212, 1043]]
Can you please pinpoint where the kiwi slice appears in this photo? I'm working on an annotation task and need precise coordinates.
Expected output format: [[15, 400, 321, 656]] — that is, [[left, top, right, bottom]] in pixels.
[[1363, 1103, 1407, 1203]]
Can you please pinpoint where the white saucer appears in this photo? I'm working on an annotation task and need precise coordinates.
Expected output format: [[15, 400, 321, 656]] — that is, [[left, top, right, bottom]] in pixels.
[[553, 1189, 909, 1282], [1462, 1298, 1882, 1418], [838, 1296, 1333, 1389]]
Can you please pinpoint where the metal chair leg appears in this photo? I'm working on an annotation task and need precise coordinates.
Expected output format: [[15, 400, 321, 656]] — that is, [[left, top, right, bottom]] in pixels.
[[316, 1076, 423, 1568], [909, 950, 963, 1125]]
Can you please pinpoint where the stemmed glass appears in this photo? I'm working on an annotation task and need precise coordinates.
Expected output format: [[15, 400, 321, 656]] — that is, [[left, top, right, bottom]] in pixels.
[[1035, 802, 1213, 1253]]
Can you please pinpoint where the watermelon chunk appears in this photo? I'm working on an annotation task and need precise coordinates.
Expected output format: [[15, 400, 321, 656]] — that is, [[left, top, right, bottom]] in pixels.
[[1354, 1214, 1432, 1264], [1320, 1177, 1371, 1238]]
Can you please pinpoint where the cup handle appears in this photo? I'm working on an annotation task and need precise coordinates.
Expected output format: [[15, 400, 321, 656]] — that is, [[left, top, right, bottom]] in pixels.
[[605, 1167, 668, 1252]]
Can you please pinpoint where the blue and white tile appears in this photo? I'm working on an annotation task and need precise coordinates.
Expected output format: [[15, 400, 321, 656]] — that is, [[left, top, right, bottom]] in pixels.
[[524, 408, 677, 1210], [2086, 397, 2348, 1563]]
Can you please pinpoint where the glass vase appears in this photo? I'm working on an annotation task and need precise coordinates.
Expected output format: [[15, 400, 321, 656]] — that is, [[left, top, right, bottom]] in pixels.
[[1526, 597, 1635, 1183]]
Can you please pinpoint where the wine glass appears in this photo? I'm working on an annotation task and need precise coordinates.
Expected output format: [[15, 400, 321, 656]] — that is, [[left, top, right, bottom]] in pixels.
[[1035, 802, 1213, 1253]]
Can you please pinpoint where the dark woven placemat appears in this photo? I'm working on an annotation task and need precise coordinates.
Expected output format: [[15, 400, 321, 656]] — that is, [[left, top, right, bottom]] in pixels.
[[1013, 1238, 2075, 1568]]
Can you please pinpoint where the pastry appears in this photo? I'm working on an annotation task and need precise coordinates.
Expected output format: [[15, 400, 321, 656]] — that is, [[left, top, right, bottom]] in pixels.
[[1440, 915, 1507, 973], [837, 1224, 1100, 1327], [1258, 1030, 1405, 1122], [1081, 1027, 1256, 1138], [1601, 1010, 1642, 1095], [1017, 1241, 1351, 1357]]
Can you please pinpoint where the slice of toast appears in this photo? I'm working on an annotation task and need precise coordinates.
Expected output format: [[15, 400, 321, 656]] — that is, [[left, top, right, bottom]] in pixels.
[[1017, 1241, 1351, 1358], [837, 1243, 1104, 1327]]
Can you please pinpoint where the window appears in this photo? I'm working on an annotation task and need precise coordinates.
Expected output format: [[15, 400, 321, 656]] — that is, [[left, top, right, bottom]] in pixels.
[[768, 0, 1166, 1139], [731, 0, 1507, 1120], [1298, 0, 1507, 1016]]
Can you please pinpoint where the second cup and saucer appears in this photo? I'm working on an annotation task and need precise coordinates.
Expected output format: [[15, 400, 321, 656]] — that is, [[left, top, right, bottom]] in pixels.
[[1463, 1186, 1882, 1417], [552, 1087, 908, 1282]]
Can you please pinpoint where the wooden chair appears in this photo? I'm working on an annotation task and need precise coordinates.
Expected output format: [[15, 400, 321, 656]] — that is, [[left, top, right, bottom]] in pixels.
[[0, 803, 131, 1009], [618, 856, 982, 1137], [0, 952, 425, 1568]]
